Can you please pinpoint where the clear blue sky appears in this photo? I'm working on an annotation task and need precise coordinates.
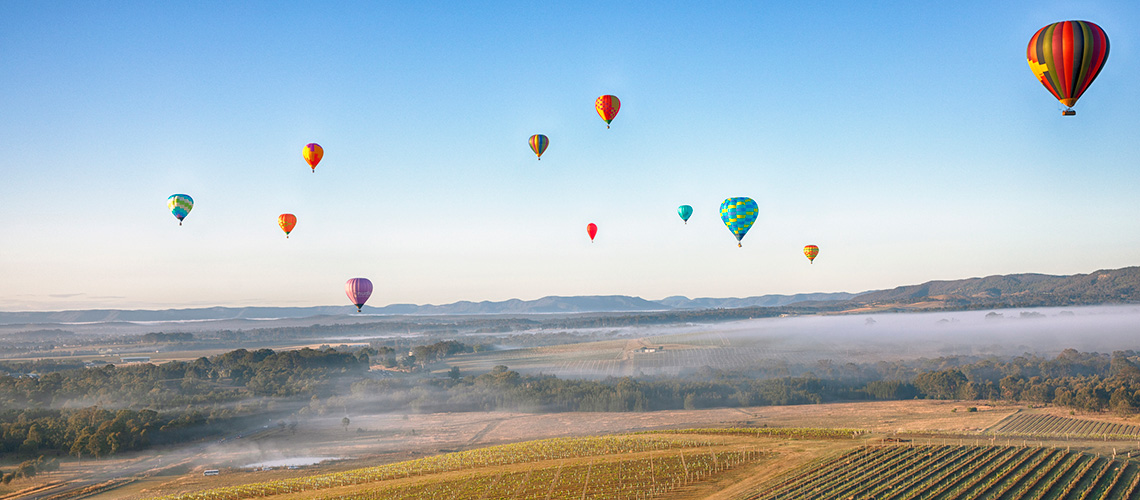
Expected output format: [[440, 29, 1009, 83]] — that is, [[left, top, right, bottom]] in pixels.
[[2, 1, 1139, 311]]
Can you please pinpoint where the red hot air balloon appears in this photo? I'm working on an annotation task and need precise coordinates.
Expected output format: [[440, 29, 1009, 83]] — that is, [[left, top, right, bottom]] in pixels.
[[586, 223, 597, 242], [1027, 21, 1109, 116], [595, 95, 620, 128], [345, 278, 373, 313]]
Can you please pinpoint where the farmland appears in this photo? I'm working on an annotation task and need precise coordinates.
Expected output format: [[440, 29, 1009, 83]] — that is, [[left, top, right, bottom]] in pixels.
[[746, 443, 1140, 500], [991, 412, 1140, 440], [147, 432, 792, 500]]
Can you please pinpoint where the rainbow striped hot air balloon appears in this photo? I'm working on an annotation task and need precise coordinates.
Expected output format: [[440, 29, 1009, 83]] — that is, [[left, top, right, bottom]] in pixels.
[[529, 134, 549, 160], [720, 197, 758, 247], [345, 278, 373, 313], [167, 194, 193, 226], [303, 143, 324, 172], [1027, 21, 1109, 116], [595, 95, 620, 128], [804, 245, 819, 263]]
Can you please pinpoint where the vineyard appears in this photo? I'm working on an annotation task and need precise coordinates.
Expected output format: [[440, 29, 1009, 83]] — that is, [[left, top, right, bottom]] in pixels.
[[745, 443, 1140, 500], [641, 427, 865, 440], [991, 413, 1140, 440], [308, 450, 758, 500], [152, 433, 768, 500]]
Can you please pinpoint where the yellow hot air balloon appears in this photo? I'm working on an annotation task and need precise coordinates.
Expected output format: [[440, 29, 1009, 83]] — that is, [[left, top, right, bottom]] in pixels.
[[803, 245, 819, 263]]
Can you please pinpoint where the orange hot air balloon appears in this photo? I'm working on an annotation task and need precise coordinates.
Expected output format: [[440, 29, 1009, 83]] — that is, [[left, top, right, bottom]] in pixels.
[[303, 143, 324, 173], [279, 214, 297, 238], [586, 223, 597, 242], [595, 95, 620, 128], [803, 245, 819, 263]]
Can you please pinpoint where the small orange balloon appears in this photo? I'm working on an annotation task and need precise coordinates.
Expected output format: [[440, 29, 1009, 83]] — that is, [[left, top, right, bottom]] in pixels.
[[279, 214, 297, 238]]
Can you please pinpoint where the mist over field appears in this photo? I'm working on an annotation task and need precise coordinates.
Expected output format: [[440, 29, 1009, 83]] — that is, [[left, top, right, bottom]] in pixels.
[[444, 305, 1140, 380]]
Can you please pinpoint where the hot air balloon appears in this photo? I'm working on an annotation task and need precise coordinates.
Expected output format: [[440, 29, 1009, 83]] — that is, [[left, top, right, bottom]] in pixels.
[[529, 134, 549, 160], [804, 245, 819, 263], [167, 194, 193, 226], [303, 143, 324, 172], [595, 95, 620, 128], [345, 278, 373, 313], [719, 197, 758, 247], [1027, 20, 1109, 116], [677, 205, 693, 224], [278, 214, 297, 238], [586, 223, 598, 242]]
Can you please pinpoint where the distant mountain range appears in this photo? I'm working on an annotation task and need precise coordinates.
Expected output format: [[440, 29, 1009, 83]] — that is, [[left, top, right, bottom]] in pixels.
[[1, 266, 1138, 325], [852, 267, 1140, 307]]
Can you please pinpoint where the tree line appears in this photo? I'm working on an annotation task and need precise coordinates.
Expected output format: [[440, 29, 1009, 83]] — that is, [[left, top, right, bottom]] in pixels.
[[5, 345, 1140, 463]]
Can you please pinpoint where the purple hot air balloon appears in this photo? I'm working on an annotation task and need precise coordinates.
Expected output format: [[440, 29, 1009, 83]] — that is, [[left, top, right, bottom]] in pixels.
[[345, 278, 373, 313]]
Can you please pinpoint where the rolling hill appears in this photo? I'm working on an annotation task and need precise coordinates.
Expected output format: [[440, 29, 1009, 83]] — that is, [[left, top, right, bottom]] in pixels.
[[1, 266, 1138, 325]]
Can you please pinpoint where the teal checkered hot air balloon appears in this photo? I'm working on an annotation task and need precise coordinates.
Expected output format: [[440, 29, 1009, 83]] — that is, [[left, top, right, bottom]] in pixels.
[[167, 194, 193, 226], [720, 197, 757, 247]]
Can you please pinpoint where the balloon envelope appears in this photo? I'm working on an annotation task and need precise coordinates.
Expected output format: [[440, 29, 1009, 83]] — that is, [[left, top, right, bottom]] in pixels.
[[804, 245, 819, 263], [278, 214, 297, 237], [595, 95, 620, 128], [719, 197, 758, 247], [529, 134, 549, 159], [167, 194, 193, 225], [586, 223, 598, 242], [1027, 20, 1109, 112], [303, 143, 324, 172], [345, 278, 373, 313], [677, 205, 693, 223]]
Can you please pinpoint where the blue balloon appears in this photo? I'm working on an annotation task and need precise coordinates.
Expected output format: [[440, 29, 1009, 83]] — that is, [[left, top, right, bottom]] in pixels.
[[719, 197, 757, 247], [677, 205, 693, 223]]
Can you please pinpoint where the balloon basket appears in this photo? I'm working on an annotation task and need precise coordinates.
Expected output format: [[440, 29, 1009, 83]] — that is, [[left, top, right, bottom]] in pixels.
[[1062, 109, 1076, 116]]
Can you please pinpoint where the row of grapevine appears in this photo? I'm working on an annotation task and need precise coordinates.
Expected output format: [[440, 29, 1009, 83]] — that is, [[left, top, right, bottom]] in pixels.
[[642, 427, 865, 440], [153, 435, 729, 500], [312, 450, 761, 500], [746, 444, 1140, 500], [993, 414, 1140, 440]]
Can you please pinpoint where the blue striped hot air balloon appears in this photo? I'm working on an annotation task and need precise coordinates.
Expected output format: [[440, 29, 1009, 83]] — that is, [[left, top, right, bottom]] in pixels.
[[720, 197, 757, 247]]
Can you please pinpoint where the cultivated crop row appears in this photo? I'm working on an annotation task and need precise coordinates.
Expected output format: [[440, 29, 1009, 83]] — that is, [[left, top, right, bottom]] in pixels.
[[313, 450, 760, 500], [746, 444, 1140, 500], [644, 427, 864, 440], [993, 413, 1140, 440], [154, 435, 726, 500]]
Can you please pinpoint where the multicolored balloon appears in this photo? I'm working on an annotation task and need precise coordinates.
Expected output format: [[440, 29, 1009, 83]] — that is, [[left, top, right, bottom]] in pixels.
[[1027, 21, 1109, 116], [303, 143, 324, 172], [804, 244, 819, 263], [586, 223, 598, 242], [595, 95, 620, 128], [677, 205, 693, 224], [345, 277, 373, 313], [278, 214, 297, 238], [529, 134, 549, 160], [719, 197, 758, 247], [167, 194, 193, 226]]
